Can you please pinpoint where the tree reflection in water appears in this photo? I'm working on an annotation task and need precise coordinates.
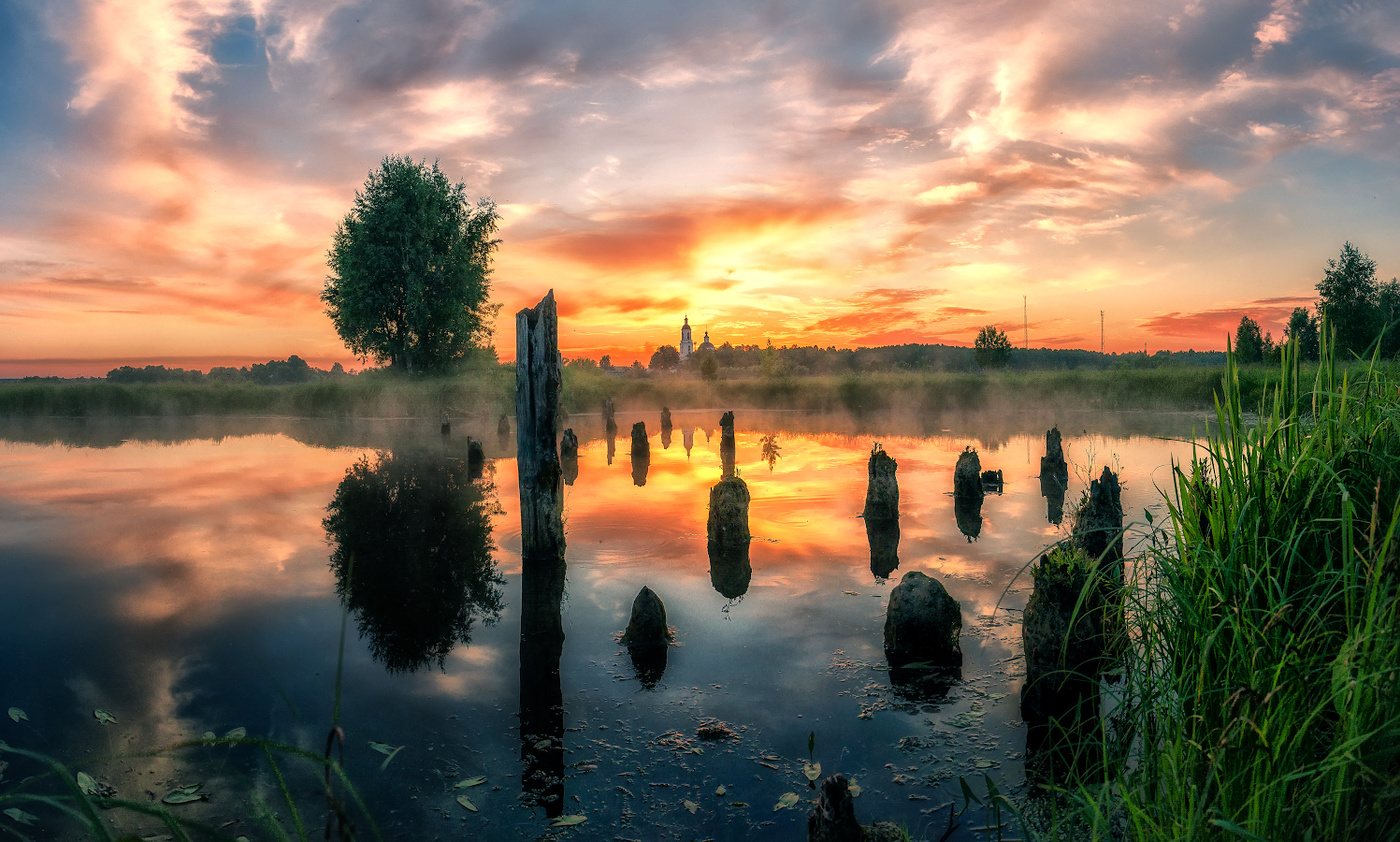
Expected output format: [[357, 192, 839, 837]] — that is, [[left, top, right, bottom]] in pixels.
[[324, 451, 504, 674]]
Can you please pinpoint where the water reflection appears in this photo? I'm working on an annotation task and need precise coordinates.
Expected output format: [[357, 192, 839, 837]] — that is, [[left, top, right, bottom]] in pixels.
[[683, 427, 694, 459], [866, 518, 900, 580], [1040, 473, 1067, 526], [560, 429, 579, 487], [519, 555, 566, 816], [954, 495, 983, 542], [324, 452, 505, 674]]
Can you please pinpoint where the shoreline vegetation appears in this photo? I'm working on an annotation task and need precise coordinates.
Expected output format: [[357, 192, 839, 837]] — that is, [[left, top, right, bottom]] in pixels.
[[0, 361, 1376, 420]]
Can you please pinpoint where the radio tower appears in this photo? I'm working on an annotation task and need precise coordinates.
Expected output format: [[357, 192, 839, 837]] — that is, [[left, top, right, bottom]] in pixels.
[[1100, 310, 1105, 354]]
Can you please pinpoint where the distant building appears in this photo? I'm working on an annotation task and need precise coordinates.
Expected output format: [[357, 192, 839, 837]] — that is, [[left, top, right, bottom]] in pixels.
[[679, 316, 694, 359], [698, 332, 715, 353]]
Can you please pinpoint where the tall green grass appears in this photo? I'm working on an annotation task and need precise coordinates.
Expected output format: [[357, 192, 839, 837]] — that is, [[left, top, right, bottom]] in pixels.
[[1047, 339, 1400, 839]]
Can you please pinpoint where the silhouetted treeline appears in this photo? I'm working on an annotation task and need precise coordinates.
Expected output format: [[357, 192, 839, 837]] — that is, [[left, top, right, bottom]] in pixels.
[[106, 356, 347, 385], [611, 342, 1227, 375]]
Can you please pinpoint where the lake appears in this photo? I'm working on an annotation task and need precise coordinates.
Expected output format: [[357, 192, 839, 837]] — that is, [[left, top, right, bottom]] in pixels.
[[0, 408, 1213, 841]]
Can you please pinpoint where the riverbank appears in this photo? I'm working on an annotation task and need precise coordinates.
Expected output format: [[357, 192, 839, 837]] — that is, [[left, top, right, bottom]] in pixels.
[[0, 363, 1355, 419]]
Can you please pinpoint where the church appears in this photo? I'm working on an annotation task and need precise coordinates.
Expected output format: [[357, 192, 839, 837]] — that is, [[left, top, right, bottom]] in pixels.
[[678, 316, 715, 360]]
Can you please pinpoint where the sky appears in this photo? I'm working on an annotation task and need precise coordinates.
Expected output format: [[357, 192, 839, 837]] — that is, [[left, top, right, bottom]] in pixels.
[[2, 0, 1399, 376]]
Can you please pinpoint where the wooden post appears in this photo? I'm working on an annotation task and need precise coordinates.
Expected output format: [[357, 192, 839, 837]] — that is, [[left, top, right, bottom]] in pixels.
[[516, 291, 565, 564]]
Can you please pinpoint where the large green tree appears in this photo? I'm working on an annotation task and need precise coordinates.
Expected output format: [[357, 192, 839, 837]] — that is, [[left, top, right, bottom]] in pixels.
[[1234, 315, 1266, 364], [1284, 307, 1320, 362], [324, 156, 501, 373], [973, 325, 1012, 369], [1316, 241, 1379, 358]]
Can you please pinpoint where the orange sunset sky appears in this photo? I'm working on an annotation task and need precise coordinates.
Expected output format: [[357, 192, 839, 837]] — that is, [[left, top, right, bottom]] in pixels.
[[2, 0, 1399, 377]]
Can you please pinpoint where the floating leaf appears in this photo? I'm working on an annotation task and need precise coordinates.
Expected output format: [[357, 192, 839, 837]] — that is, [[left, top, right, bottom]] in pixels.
[[455, 795, 477, 812], [455, 776, 487, 789], [683, 800, 699, 814], [803, 762, 821, 782], [974, 759, 995, 769], [94, 710, 117, 725], [534, 739, 551, 750], [201, 731, 216, 744], [162, 784, 206, 805], [367, 742, 404, 770], [848, 780, 861, 797], [3, 807, 37, 825], [731, 801, 748, 808], [774, 792, 800, 811], [551, 814, 586, 827], [842, 590, 860, 596], [76, 772, 100, 796], [6, 708, 26, 723], [761, 755, 781, 762], [715, 785, 726, 796], [224, 727, 246, 740]]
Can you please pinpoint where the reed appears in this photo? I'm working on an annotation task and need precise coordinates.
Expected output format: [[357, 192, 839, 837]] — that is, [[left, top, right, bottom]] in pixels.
[[1040, 337, 1400, 839]]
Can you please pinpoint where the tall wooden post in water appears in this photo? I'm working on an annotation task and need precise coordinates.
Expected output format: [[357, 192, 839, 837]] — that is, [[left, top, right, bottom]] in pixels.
[[516, 290, 565, 563]]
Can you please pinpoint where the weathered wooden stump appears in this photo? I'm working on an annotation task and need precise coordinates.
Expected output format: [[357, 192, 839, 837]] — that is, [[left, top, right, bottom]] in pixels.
[[863, 444, 898, 521], [603, 396, 617, 436], [1040, 426, 1069, 483], [708, 475, 752, 599], [1074, 466, 1124, 569], [516, 291, 565, 565], [630, 421, 649, 456], [622, 586, 672, 649], [466, 437, 485, 480], [883, 571, 962, 668], [560, 428, 579, 486], [719, 411, 736, 478], [953, 447, 984, 499]]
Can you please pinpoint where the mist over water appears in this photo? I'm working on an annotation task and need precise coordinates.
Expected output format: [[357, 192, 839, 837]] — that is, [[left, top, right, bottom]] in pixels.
[[0, 409, 1210, 840]]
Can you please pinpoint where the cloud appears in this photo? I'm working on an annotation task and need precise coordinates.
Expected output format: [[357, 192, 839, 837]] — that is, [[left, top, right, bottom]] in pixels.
[[1139, 296, 1314, 340]]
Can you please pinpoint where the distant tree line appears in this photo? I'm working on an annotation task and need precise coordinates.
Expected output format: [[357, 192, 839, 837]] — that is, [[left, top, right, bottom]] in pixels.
[[106, 356, 347, 385], [566, 340, 1225, 377], [1234, 242, 1399, 364]]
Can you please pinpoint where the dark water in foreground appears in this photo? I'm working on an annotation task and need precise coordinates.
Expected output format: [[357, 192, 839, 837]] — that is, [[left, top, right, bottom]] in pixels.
[[0, 410, 1210, 841]]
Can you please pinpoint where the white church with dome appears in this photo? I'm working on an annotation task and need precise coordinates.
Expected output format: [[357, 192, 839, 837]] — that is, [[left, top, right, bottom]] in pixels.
[[678, 316, 715, 360]]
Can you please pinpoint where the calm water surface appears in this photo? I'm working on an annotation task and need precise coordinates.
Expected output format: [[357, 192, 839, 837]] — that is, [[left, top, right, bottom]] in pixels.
[[0, 410, 1212, 841]]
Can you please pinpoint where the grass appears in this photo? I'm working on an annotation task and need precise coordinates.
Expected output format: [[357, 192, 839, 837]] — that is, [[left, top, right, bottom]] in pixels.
[[1034, 337, 1400, 840], [1, 361, 1343, 420]]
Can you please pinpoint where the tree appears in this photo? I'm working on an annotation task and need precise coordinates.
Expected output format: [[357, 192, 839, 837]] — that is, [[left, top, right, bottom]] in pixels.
[[600, 355, 613, 370], [323, 156, 501, 374], [973, 326, 1012, 369], [1378, 278, 1400, 359], [649, 345, 680, 370], [700, 355, 719, 381], [1284, 307, 1320, 361], [1234, 316, 1265, 364], [1316, 242, 1379, 358]]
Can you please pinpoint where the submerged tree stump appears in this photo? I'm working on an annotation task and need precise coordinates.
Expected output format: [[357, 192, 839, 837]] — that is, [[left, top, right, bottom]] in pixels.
[[603, 396, 617, 436], [707, 475, 752, 599], [631, 421, 649, 456], [719, 411, 736, 478], [883, 570, 962, 668], [1074, 466, 1124, 569], [516, 291, 565, 564], [953, 447, 984, 500], [466, 437, 485, 480], [863, 444, 899, 521], [622, 586, 672, 649], [1040, 426, 1069, 483], [560, 428, 579, 486]]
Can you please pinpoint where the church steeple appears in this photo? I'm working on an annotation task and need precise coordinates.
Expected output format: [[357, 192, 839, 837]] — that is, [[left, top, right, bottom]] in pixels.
[[679, 315, 694, 359]]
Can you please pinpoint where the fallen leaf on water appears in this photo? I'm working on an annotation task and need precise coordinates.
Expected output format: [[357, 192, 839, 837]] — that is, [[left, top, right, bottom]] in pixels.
[[803, 762, 821, 782], [94, 710, 117, 725], [551, 814, 586, 827], [162, 784, 206, 805], [758, 762, 780, 770], [76, 772, 100, 796], [367, 742, 404, 770], [455, 776, 487, 789], [974, 759, 995, 769], [201, 732, 216, 744], [6, 708, 25, 724], [3, 807, 37, 825], [848, 780, 862, 797], [715, 785, 726, 796], [683, 800, 698, 814], [730, 801, 748, 808], [455, 795, 477, 812], [761, 755, 781, 761], [774, 792, 800, 811], [843, 591, 860, 596], [534, 739, 551, 750], [224, 727, 246, 740]]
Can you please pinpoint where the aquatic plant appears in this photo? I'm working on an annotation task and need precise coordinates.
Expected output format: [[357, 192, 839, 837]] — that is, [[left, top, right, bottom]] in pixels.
[[1044, 336, 1400, 839]]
